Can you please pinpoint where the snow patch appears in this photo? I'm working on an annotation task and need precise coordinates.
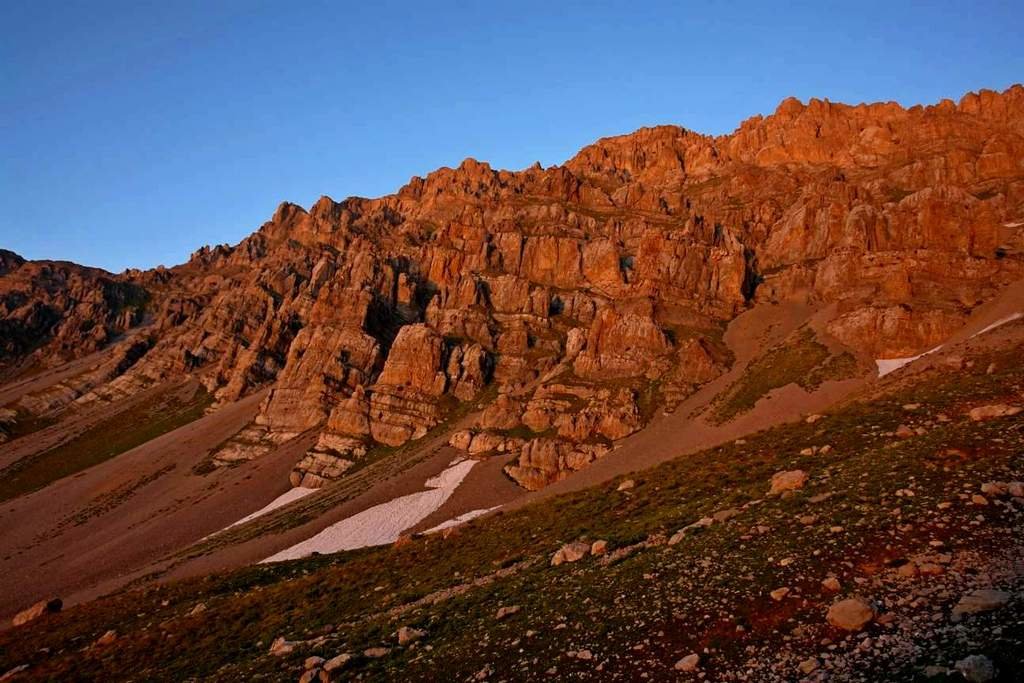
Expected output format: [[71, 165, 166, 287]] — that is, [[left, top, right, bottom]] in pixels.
[[261, 459, 477, 563], [971, 312, 1022, 338], [876, 345, 942, 377], [424, 506, 501, 534], [227, 487, 318, 529]]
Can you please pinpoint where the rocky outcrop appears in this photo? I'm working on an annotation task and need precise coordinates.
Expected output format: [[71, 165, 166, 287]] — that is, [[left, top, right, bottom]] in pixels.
[[572, 305, 672, 381], [0, 256, 147, 376], [367, 324, 449, 446], [503, 437, 611, 491]]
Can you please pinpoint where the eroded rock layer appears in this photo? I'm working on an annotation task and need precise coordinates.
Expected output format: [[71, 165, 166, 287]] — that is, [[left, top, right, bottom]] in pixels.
[[3, 86, 1024, 487]]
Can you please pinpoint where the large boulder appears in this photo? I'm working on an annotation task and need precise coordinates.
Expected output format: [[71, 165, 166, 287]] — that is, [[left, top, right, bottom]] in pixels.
[[968, 404, 1022, 421], [826, 597, 876, 631], [769, 469, 808, 495], [12, 598, 62, 627], [551, 541, 592, 566], [951, 589, 1011, 622]]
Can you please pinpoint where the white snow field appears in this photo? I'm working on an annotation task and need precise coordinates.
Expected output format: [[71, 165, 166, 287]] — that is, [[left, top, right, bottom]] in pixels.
[[424, 506, 501, 534], [261, 459, 477, 563], [227, 486, 318, 529]]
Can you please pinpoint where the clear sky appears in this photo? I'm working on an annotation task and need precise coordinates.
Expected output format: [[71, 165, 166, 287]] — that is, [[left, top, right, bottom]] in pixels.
[[2, 0, 1021, 272]]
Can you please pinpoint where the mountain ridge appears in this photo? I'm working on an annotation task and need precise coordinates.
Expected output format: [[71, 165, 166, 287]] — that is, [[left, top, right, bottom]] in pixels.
[[2, 84, 1023, 493]]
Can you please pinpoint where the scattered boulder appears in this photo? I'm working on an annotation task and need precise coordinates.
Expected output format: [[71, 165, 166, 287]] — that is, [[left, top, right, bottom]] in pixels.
[[12, 598, 62, 627], [712, 508, 740, 523], [363, 647, 390, 658], [826, 597, 876, 631], [551, 541, 591, 566], [798, 657, 819, 675], [769, 470, 808, 495], [955, 654, 997, 682], [979, 481, 1007, 496], [495, 605, 520, 620], [304, 656, 325, 670], [505, 438, 611, 490], [616, 479, 635, 491], [449, 430, 474, 451], [269, 636, 296, 656], [397, 626, 426, 645], [590, 540, 608, 556], [94, 630, 117, 646], [968, 404, 1021, 421], [821, 577, 841, 592], [770, 587, 790, 601], [674, 653, 700, 672], [668, 517, 715, 544], [980, 480, 1024, 498], [951, 589, 1011, 622], [467, 431, 505, 455], [322, 654, 352, 672], [896, 561, 919, 578]]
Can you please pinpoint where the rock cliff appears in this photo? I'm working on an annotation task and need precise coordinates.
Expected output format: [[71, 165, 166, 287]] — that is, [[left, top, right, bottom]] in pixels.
[[3, 85, 1023, 488]]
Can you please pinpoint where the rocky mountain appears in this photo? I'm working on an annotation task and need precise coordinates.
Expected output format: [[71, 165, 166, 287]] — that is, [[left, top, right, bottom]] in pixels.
[[2, 85, 1023, 494], [2, 85, 1024, 683]]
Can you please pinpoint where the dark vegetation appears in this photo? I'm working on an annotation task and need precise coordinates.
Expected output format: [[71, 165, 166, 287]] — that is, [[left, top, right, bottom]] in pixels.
[[0, 386, 211, 503], [1, 335, 1021, 681], [712, 328, 861, 422]]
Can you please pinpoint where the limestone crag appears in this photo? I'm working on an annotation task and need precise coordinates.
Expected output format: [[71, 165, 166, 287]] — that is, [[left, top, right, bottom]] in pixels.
[[3, 86, 1024, 489]]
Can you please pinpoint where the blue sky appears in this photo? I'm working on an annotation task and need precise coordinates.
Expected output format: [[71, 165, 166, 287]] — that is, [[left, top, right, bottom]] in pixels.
[[2, 0, 1021, 272]]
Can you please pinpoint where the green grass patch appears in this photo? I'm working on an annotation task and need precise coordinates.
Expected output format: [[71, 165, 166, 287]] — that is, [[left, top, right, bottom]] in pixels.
[[0, 407, 57, 442], [711, 328, 830, 421], [0, 386, 211, 503], [804, 350, 859, 389]]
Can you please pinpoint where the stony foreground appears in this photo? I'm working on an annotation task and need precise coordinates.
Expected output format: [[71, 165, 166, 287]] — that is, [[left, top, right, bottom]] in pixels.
[[1, 321, 1022, 681]]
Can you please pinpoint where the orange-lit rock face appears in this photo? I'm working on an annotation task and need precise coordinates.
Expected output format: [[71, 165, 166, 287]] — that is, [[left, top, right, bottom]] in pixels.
[[3, 86, 1024, 487]]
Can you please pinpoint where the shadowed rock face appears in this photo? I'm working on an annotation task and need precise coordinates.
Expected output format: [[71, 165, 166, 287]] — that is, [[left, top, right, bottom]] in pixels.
[[0, 256, 148, 378], [3, 85, 1024, 487]]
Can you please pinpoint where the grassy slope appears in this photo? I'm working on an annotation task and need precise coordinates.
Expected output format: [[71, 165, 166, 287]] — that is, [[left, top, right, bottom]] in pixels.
[[1, 335, 1022, 681], [711, 327, 860, 423], [0, 386, 212, 503]]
